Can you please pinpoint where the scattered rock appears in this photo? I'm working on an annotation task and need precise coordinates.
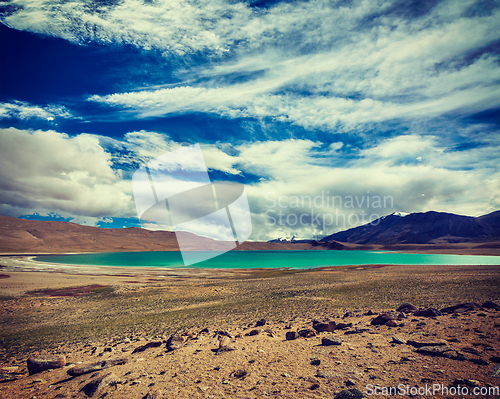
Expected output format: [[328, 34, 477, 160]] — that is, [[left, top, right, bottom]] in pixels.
[[334, 322, 353, 330], [343, 312, 354, 318], [255, 319, 266, 327], [316, 370, 334, 379], [392, 336, 407, 345], [166, 335, 184, 351], [407, 339, 447, 348], [334, 388, 364, 399], [298, 329, 316, 338], [282, 372, 291, 378], [231, 369, 247, 379], [482, 300, 500, 310], [371, 313, 396, 326], [27, 355, 66, 375], [67, 357, 128, 377], [385, 320, 399, 327], [0, 373, 18, 382], [365, 310, 375, 315], [461, 347, 481, 356], [414, 308, 441, 317], [322, 336, 342, 346], [415, 345, 454, 357], [263, 328, 275, 337], [247, 329, 260, 336], [469, 358, 488, 365], [132, 341, 163, 354], [344, 327, 371, 335], [142, 389, 164, 399], [81, 372, 120, 397], [313, 320, 335, 332], [217, 336, 237, 353], [396, 303, 418, 313], [285, 331, 299, 340], [311, 359, 321, 366], [440, 302, 481, 314]]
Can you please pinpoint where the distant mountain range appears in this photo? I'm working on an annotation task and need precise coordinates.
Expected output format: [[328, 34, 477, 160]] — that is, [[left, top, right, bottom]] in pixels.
[[0, 210, 499, 254], [0, 215, 315, 254], [320, 210, 500, 245]]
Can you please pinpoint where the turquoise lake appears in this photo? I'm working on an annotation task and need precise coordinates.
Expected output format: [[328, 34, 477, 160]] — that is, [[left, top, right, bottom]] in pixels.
[[35, 250, 500, 269]]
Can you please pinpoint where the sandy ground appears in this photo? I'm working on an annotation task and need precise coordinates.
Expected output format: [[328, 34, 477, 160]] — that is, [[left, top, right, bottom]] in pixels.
[[0, 263, 499, 398]]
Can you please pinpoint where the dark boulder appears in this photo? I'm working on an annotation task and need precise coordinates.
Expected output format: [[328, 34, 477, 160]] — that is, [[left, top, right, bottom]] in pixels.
[[27, 355, 66, 375], [414, 308, 441, 317], [166, 335, 184, 351], [298, 329, 316, 338], [285, 331, 299, 340], [371, 313, 396, 326], [440, 302, 481, 314], [482, 300, 500, 310], [321, 336, 342, 346], [396, 303, 418, 313]]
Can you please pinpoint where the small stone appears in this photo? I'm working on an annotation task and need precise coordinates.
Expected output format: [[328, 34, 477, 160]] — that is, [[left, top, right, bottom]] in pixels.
[[313, 321, 335, 332], [166, 335, 184, 351], [255, 319, 266, 327], [217, 337, 237, 353], [440, 302, 481, 314], [346, 379, 356, 386], [132, 341, 163, 354], [462, 347, 481, 356], [143, 389, 164, 399], [247, 329, 260, 336], [416, 345, 454, 357], [311, 359, 321, 366], [81, 372, 120, 397], [335, 323, 353, 330], [334, 388, 364, 399], [392, 336, 407, 345], [27, 355, 66, 375], [232, 369, 247, 379], [396, 303, 418, 313], [299, 329, 316, 338], [286, 331, 299, 340], [282, 372, 291, 378], [414, 308, 441, 317], [322, 336, 342, 346], [316, 370, 334, 379], [67, 357, 128, 377], [371, 313, 396, 326], [482, 300, 500, 310]]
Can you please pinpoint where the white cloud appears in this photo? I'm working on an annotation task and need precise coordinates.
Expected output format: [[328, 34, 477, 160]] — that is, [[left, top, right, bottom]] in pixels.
[[0, 101, 72, 121], [0, 127, 132, 218], [0, 128, 498, 239], [5, 0, 500, 130]]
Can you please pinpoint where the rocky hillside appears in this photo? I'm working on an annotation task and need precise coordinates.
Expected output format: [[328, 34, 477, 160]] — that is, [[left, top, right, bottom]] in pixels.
[[321, 210, 500, 245]]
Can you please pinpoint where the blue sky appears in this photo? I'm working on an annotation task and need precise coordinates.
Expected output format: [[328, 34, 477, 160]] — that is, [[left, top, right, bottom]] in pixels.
[[0, 0, 499, 240]]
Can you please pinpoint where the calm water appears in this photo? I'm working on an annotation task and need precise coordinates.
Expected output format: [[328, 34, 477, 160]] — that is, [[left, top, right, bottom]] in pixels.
[[35, 250, 500, 269]]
